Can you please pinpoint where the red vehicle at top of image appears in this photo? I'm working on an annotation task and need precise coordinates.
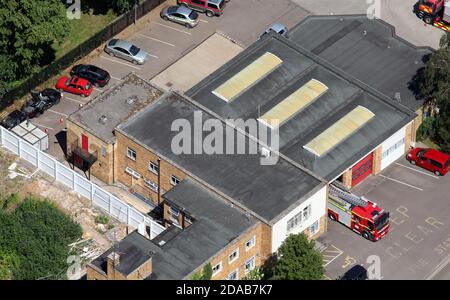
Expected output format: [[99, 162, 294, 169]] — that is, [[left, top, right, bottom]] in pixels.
[[55, 75, 93, 97], [178, 0, 228, 17], [407, 147, 450, 176]]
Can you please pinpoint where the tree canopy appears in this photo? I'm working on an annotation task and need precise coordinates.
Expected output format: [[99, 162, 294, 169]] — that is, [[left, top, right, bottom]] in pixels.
[[418, 32, 450, 152], [0, 196, 82, 280], [271, 233, 324, 280]]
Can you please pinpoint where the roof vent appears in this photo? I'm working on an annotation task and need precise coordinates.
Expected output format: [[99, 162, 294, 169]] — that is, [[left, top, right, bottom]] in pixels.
[[126, 95, 138, 105], [99, 115, 108, 124], [362, 30, 367, 36], [158, 240, 166, 246], [394, 92, 401, 102]]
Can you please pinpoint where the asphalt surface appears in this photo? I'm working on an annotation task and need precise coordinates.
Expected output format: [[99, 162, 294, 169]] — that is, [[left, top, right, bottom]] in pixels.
[[290, 0, 444, 49], [318, 155, 450, 280], [30, 0, 309, 162]]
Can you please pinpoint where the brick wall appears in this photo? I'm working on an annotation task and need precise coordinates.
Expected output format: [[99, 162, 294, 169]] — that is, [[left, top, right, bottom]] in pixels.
[[412, 108, 423, 142], [372, 146, 382, 175], [341, 169, 352, 190], [115, 131, 186, 205], [404, 121, 414, 152], [66, 119, 115, 184]]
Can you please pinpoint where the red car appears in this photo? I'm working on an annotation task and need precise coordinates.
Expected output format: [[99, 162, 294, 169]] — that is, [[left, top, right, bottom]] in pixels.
[[407, 147, 450, 176], [55, 75, 93, 97], [178, 0, 227, 17]]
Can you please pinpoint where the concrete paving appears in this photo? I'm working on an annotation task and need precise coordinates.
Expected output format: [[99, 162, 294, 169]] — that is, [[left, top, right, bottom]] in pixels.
[[319, 155, 450, 279], [291, 0, 444, 49]]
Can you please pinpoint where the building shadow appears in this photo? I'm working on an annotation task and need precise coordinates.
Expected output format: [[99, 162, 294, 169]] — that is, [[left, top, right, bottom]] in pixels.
[[55, 129, 67, 159]]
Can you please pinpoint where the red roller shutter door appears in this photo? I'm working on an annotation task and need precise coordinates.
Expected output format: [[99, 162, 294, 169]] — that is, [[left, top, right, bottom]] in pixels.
[[352, 152, 373, 187]]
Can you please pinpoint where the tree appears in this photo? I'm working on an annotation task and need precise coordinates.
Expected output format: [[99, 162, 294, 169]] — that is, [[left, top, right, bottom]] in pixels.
[[271, 233, 324, 280], [191, 263, 213, 280], [418, 32, 450, 152], [0, 0, 70, 82], [111, 0, 135, 14]]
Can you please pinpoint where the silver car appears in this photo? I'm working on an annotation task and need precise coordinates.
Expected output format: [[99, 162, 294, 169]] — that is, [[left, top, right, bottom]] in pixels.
[[261, 23, 289, 39], [160, 5, 199, 28], [104, 39, 149, 65]]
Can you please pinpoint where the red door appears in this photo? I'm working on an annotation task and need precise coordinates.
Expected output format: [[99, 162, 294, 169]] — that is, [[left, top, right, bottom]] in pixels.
[[81, 134, 88, 151], [352, 152, 373, 187]]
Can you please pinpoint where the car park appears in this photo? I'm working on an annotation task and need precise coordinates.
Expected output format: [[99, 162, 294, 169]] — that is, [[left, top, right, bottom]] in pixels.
[[1, 110, 28, 130], [55, 75, 93, 97], [261, 23, 289, 38], [70, 64, 110, 87], [407, 147, 450, 176], [160, 5, 200, 28], [178, 0, 227, 17], [104, 39, 149, 65]]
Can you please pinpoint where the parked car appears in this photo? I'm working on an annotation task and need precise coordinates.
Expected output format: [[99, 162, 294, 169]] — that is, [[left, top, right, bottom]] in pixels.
[[407, 147, 450, 176], [1, 110, 27, 129], [161, 5, 200, 28], [21, 88, 62, 118], [178, 0, 226, 17], [55, 75, 93, 97], [261, 23, 289, 38], [338, 265, 368, 280], [70, 64, 110, 87], [104, 39, 149, 65]]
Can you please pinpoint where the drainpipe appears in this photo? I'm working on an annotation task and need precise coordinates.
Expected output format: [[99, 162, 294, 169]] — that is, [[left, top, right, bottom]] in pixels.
[[157, 158, 161, 205]]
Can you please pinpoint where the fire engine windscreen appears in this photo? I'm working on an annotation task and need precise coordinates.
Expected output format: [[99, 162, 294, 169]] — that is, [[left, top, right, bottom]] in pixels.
[[375, 212, 389, 231]]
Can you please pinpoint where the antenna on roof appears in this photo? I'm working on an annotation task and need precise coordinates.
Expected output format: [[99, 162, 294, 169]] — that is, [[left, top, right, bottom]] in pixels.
[[394, 92, 401, 103]]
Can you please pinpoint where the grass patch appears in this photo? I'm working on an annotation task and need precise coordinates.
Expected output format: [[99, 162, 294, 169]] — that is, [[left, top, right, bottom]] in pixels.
[[95, 215, 110, 225], [53, 10, 116, 59]]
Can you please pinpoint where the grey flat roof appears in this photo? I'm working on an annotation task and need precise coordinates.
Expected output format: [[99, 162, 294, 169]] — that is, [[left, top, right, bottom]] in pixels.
[[91, 179, 257, 280], [186, 30, 416, 181], [117, 92, 324, 223], [288, 15, 433, 111], [69, 73, 163, 143], [91, 230, 154, 276], [149, 179, 257, 279]]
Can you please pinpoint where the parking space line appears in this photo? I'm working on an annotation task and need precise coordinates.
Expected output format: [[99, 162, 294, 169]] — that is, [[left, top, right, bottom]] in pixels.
[[152, 22, 192, 35], [31, 122, 55, 131], [64, 96, 86, 105], [379, 174, 423, 191], [395, 162, 439, 179], [148, 53, 159, 59], [136, 33, 175, 47], [111, 76, 122, 81], [320, 244, 344, 267], [199, 19, 208, 23], [94, 88, 103, 93], [99, 56, 142, 70], [47, 109, 68, 118]]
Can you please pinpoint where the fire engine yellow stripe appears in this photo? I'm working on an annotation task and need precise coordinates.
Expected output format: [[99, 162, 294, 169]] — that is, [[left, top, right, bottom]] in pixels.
[[212, 52, 283, 103]]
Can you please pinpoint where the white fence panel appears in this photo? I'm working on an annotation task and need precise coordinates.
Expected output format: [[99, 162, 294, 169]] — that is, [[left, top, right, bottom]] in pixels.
[[110, 196, 129, 223], [74, 173, 92, 200], [20, 141, 38, 166], [129, 207, 145, 228], [38, 151, 56, 177], [2, 129, 19, 155], [55, 162, 74, 189], [92, 185, 110, 212], [146, 218, 165, 239]]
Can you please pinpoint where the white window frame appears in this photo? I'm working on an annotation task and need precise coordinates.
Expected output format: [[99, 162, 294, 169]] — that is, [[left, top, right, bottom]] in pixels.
[[309, 220, 320, 236], [185, 215, 193, 224], [228, 269, 239, 280], [127, 147, 136, 161], [171, 175, 180, 186], [125, 167, 141, 179], [228, 248, 239, 264], [245, 235, 256, 251], [245, 256, 255, 274], [148, 161, 159, 174], [144, 178, 158, 192], [303, 204, 311, 222], [212, 262, 222, 276], [287, 212, 302, 233]]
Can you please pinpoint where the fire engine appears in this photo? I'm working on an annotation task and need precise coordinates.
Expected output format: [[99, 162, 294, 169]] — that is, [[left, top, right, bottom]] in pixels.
[[327, 183, 390, 241], [417, 0, 450, 31]]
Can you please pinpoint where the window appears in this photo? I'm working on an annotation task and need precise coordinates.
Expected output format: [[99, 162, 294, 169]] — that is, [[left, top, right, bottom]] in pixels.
[[212, 262, 222, 276], [169, 206, 180, 224], [228, 270, 238, 280], [287, 212, 302, 233], [192, 0, 206, 5], [208, 3, 219, 9], [303, 205, 311, 222], [245, 257, 255, 274], [382, 137, 405, 159], [101, 146, 107, 157], [125, 167, 141, 179], [144, 178, 158, 192], [430, 160, 442, 168], [228, 248, 239, 264], [245, 236, 256, 251], [309, 220, 320, 236], [148, 161, 159, 174], [185, 215, 193, 224], [127, 147, 136, 161], [171, 175, 180, 186]]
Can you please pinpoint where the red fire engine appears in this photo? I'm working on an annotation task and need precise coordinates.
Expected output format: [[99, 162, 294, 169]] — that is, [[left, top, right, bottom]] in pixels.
[[417, 0, 450, 31], [327, 183, 390, 242]]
